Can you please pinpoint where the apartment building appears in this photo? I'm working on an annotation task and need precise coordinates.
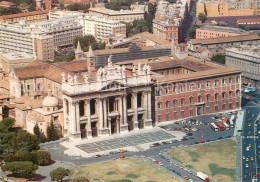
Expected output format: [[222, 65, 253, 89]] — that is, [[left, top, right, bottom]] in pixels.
[[83, 15, 126, 41], [226, 45, 260, 87], [0, 10, 48, 24], [188, 33, 260, 55], [153, 0, 190, 43], [29, 15, 83, 49], [88, 7, 145, 23], [196, 25, 249, 39], [0, 23, 54, 61], [196, 0, 254, 17]]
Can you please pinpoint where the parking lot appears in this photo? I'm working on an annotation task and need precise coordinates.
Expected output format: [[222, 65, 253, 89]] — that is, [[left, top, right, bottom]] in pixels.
[[76, 130, 175, 153]]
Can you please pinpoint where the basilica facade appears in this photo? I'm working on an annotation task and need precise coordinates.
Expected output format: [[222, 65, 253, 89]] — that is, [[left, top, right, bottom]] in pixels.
[[62, 53, 154, 138]]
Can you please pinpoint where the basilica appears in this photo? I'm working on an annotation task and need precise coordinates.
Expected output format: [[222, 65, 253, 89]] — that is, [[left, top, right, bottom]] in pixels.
[[62, 46, 154, 138]]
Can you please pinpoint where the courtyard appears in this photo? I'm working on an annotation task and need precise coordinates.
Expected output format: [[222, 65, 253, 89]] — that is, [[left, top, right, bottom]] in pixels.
[[70, 158, 182, 182], [76, 130, 175, 153], [168, 139, 236, 182]]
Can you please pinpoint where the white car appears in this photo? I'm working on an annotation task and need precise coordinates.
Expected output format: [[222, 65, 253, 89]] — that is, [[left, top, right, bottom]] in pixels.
[[243, 156, 245, 160], [159, 162, 163, 166], [246, 164, 249, 168], [246, 158, 249, 162]]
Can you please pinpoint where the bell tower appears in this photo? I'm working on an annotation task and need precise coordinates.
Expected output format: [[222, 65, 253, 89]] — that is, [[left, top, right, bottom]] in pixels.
[[87, 45, 96, 80], [75, 41, 83, 60]]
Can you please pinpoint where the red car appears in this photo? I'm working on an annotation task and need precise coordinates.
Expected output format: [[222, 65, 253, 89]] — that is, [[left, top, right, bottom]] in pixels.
[[120, 155, 125, 159], [200, 140, 205, 143], [155, 160, 159, 164]]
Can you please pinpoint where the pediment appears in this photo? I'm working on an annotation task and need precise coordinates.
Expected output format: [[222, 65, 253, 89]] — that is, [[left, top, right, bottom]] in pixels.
[[100, 80, 128, 91]]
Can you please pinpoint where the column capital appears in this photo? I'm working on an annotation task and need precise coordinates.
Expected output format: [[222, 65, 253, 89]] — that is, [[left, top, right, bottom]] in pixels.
[[71, 101, 78, 106]]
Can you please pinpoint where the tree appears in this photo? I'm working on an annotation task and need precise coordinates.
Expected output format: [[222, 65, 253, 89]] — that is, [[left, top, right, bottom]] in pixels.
[[187, 25, 200, 39], [73, 35, 105, 52], [238, 24, 249, 31], [66, 3, 90, 11], [211, 54, 225, 64], [10, 130, 40, 153], [1, 161, 38, 177], [47, 121, 59, 142], [105, 0, 133, 11], [198, 13, 206, 23], [50, 167, 70, 182], [33, 124, 41, 139], [0, 117, 16, 154], [54, 50, 75, 63], [32, 150, 51, 166]]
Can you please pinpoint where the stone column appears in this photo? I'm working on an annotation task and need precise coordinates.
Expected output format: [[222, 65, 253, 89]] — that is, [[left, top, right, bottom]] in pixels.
[[116, 116, 120, 133], [143, 91, 148, 128], [123, 95, 127, 125], [146, 90, 153, 127], [63, 99, 67, 132], [133, 92, 138, 130], [85, 99, 92, 138], [118, 96, 123, 132], [103, 98, 108, 129], [99, 98, 104, 131], [70, 101, 77, 135], [75, 101, 80, 133]]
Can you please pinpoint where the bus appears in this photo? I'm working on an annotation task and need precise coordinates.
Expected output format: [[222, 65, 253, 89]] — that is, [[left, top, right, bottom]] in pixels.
[[210, 123, 219, 132], [223, 122, 230, 130], [216, 122, 225, 131]]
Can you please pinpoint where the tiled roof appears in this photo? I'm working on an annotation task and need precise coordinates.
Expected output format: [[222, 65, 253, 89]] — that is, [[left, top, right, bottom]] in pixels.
[[128, 32, 170, 45], [0, 1, 16, 6], [190, 33, 260, 45], [0, 10, 48, 20], [155, 67, 241, 83], [55, 60, 88, 73]]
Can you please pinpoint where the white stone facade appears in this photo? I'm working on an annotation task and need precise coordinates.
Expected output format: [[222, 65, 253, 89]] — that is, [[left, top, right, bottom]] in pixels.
[[62, 59, 154, 139]]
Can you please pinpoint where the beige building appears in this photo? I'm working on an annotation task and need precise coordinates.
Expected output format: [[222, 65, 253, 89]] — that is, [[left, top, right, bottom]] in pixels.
[[196, 25, 249, 39], [88, 7, 145, 23], [196, 0, 254, 17], [62, 52, 153, 138], [0, 52, 34, 73], [0, 23, 54, 61], [0, 10, 48, 24], [26, 94, 64, 137], [83, 15, 126, 41]]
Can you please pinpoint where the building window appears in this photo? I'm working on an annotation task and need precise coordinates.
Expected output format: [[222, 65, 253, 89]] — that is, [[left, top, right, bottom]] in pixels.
[[174, 112, 177, 120], [222, 78, 226, 85], [158, 115, 161, 122], [215, 80, 219, 86], [215, 93, 218, 100], [166, 113, 169, 121], [222, 92, 226, 99], [180, 98, 185, 106], [156, 88, 161, 96], [181, 110, 184, 118], [173, 99, 177, 107], [206, 107, 210, 113], [236, 76, 240, 83], [173, 85, 176, 93], [166, 101, 170, 108], [215, 105, 219, 112], [229, 103, 233, 109], [189, 83, 195, 90], [229, 77, 233, 84], [165, 87, 169, 94], [236, 89, 240, 97], [180, 85, 185, 92], [206, 94, 210, 101], [236, 102, 240, 108], [189, 109, 193, 116], [189, 97, 194, 104], [206, 81, 210, 87], [198, 82, 202, 89], [222, 104, 226, 110], [157, 102, 162, 109], [198, 95, 202, 102], [229, 91, 233, 98], [166, 71, 169, 75]]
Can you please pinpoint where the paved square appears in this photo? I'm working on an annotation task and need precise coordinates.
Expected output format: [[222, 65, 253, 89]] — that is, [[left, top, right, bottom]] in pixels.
[[76, 130, 175, 153]]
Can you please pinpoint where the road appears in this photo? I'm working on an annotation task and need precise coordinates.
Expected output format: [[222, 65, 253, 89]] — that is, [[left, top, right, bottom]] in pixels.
[[241, 89, 260, 182], [44, 113, 234, 181]]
